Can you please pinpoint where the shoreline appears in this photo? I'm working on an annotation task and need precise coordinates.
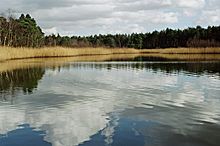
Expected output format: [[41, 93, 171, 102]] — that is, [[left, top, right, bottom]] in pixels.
[[0, 47, 220, 62], [1, 54, 220, 73]]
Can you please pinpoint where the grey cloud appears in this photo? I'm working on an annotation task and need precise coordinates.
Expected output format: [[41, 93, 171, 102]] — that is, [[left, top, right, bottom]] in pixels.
[[174, 0, 206, 9], [197, 9, 220, 26], [114, 0, 172, 11], [22, 0, 74, 9], [0, 0, 219, 35], [22, 0, 112, 10], [207, 0, 220, 9], [33, 4, 114, 21]]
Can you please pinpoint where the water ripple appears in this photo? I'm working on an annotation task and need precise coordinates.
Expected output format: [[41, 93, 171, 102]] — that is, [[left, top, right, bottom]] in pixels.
[[0, 61, 220, 146]]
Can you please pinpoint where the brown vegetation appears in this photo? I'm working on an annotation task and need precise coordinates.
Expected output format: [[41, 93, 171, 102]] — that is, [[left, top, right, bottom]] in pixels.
[[0, 47, 141, 61], [0, 54, 143, 72], [0, 47, 220, 62], [1, 51, 220, 73], [141, 47, 220, 54]]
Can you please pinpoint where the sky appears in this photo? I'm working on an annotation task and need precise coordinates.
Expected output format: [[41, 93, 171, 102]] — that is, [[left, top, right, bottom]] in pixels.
[[0, 0, 220, 36]]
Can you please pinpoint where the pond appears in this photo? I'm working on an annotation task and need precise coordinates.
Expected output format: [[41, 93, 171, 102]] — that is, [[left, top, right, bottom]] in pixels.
[[0, 57, 220, 146]]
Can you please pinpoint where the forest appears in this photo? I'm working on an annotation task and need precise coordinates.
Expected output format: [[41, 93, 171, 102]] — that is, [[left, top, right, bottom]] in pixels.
[[1, 13, 220, 49]]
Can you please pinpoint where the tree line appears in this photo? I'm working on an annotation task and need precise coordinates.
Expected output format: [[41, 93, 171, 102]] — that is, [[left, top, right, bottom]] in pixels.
[[1, 13, 220, 49], [0, 13, 44, 47]]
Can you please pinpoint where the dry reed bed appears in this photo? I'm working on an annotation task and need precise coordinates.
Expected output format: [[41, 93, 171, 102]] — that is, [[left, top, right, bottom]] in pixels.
[[0, 54, 141, 72], [141, 47, 220, 54], [0, 47, 140, 61], [1, 53, 220, 73], [141, 53, 220, 61], [0, 47, 220, 62]]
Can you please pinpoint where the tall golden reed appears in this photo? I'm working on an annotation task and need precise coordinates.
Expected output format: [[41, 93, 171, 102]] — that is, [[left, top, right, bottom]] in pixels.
[[0, 46, 220, 61]]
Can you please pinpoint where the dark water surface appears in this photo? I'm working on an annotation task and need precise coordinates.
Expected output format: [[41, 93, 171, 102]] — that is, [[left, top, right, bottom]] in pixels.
[[0, 60, 220, 146]]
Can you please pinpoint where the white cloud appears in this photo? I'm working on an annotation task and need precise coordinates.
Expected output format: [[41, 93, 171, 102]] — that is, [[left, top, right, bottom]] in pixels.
[[197, 9, 220, 25], [151, 12, 178, 23], [114, 0, 172, 11], [43, 27, 58, 34], [0, 0, 219, 35], [175, 0, 205, 9], [207, 0, 220, 9]]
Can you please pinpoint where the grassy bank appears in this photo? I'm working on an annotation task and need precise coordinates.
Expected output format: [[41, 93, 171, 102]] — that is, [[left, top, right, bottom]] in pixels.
[[0, 47, 141, 61], [0, 54, 142, 72], [0, 46, 220, 61], [140, 47, 220, 54], [1, 53, 220, 73]]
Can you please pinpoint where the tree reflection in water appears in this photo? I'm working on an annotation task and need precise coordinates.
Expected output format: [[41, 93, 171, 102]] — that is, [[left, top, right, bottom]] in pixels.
[[0, 60, 219, 146], [0, 67, 45, 103]]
